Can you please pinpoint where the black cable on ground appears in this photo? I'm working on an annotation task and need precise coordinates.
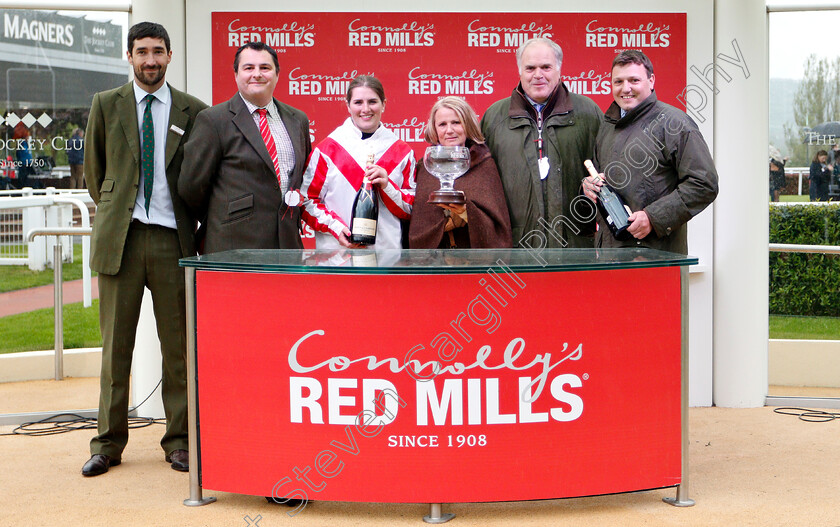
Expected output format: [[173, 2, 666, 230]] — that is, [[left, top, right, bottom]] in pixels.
[[773, 406, 840, 422], [0, 379, 165, 436]]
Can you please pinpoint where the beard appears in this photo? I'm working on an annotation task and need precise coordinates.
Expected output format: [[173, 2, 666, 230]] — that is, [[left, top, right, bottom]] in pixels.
[[134, 64, 166, 87]]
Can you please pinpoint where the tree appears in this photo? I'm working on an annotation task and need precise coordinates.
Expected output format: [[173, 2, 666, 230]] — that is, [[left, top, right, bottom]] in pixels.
[[783, 54, 840, 165]]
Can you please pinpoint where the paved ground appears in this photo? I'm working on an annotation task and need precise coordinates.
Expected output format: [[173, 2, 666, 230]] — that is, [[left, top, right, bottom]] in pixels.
[[2, 385, 839, 527], [0, 277, 98, 317]]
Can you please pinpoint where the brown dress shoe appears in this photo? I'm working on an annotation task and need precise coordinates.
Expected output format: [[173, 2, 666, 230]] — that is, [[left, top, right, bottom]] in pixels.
[[165, 449, 189, 472], [82, 454, 120, 477]]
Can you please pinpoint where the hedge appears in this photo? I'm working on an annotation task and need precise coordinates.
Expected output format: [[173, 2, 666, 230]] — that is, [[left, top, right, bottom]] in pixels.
[[769, 203, 840, 316]]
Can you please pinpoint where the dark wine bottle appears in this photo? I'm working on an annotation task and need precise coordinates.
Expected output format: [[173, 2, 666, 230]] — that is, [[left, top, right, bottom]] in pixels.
[[350, 153, 379, 245], [584, 160, 632, 240]]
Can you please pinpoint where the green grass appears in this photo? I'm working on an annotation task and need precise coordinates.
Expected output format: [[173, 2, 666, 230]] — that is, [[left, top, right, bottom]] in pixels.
[[0, 300, 102, 354], [778, 195, 810, 202], [0, 243, 96, 293], [0, 307, 834, 354], [769, 314, 840, 340]]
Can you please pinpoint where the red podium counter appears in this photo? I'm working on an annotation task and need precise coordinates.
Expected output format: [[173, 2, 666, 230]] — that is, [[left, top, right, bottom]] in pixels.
[[180, 248, 697, 521]]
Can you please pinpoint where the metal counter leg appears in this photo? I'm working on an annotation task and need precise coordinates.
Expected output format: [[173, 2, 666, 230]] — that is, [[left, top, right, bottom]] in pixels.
[[663, 267, 695, 507], [53, 244, 64, 381], [423, 503, 454, 523], [183, 267, 216, 507], [664, 483, 694, 507]]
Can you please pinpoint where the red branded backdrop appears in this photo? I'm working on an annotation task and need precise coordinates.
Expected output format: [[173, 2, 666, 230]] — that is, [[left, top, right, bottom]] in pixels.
[[196, 267, 682, 502], [211, 12, 686, 158]]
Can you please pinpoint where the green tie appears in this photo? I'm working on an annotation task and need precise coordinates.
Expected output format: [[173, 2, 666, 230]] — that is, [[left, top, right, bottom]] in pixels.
[[142, 94, 155, 216]]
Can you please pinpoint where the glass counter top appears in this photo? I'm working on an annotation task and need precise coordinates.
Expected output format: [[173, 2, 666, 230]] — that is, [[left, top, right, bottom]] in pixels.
[[180, 248, 697, 275]]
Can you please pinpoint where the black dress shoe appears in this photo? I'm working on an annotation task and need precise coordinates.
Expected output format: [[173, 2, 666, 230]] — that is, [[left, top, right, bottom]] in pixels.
[[265, 496, 305, 507], [81, 454, 120, 477], [165, 449, 189, 472]]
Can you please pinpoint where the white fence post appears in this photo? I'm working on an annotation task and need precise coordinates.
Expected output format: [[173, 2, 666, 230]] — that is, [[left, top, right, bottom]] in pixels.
[[23, 189, 46, 271], [54, 194, 93, 307], [58, 202, 73, 262], [44, 188, 57, 267]]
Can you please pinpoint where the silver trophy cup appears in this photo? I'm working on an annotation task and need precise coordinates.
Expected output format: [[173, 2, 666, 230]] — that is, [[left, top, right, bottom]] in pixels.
[[423, 145, 470, 204]]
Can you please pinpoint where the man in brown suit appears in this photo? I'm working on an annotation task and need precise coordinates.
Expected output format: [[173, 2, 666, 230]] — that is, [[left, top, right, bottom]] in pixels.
[[179, 41, 311, 252], [82, 22, 208, 476]]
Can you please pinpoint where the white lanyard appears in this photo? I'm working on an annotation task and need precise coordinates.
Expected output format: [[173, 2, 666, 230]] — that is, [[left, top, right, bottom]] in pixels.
[[536, 110, 549, 179]]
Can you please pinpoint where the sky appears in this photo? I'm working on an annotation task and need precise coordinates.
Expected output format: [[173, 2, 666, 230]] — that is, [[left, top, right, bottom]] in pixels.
[[769, 9, 840, 79]]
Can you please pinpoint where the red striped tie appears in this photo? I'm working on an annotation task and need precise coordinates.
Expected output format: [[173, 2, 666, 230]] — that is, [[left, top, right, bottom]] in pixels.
[[257, 108, 282, 182]]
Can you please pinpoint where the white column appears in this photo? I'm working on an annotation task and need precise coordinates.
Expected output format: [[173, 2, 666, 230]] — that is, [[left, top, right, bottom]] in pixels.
[[712, 0, 768, 407], [131, 0, 187, 90], [130, 289, 165, 417], [128, 0, 187, 417]]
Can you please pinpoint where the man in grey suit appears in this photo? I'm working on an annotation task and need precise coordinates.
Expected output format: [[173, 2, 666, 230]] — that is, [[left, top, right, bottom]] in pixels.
[[179, 41, 311, 253], [82, 22, 208, 476]]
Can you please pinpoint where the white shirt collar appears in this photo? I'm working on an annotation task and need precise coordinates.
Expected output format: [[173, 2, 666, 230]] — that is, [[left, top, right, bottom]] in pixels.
[[133, 81, 170, 106], [239, 93, 277, 118]]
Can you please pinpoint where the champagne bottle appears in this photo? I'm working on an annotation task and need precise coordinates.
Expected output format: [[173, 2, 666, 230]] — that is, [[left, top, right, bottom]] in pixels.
[[584, 160, 632, 240], [350, 152, 379, 245]]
